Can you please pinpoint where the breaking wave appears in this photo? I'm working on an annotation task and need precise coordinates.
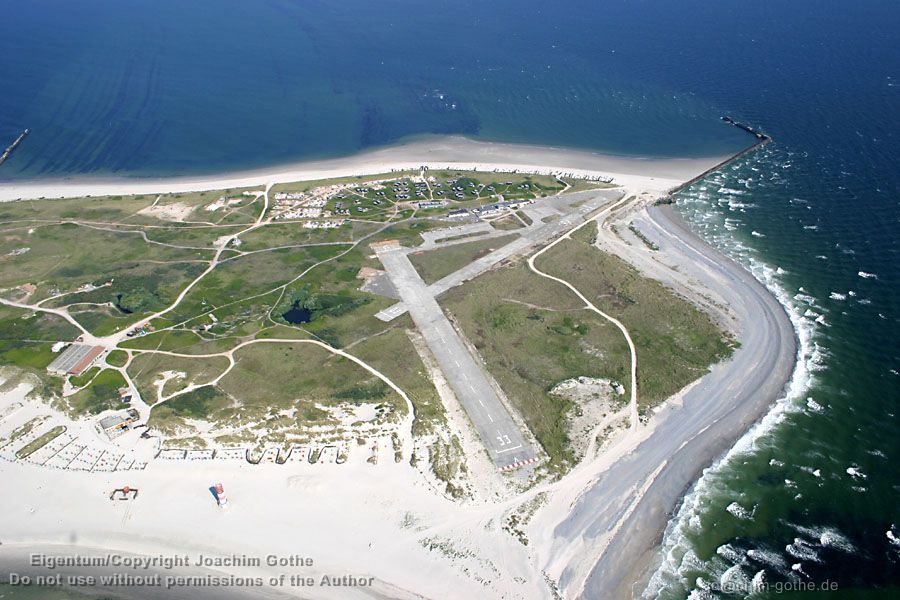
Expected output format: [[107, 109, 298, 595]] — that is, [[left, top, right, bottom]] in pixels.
[[642, 152, 822, 598]]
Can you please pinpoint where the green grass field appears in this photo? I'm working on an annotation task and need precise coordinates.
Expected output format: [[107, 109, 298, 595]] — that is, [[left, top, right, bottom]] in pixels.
[[220, 342, 383, 405], [145, 339, 402, 438], [66, 369, 129, 415], [235, 221, 370, 252], [0, 169, 698, 465], [349, 322, 444, 434], [408, 234, 520, 284], [537, 227, 734, 405], [490, 214, 526, 231], [0, 306, 79, 399], [128, 352, 231, 403], [441, 228, 732, 469], [68, 366, 101, 388], [0, 223, 211, 307], [105, 349, 129, 367]]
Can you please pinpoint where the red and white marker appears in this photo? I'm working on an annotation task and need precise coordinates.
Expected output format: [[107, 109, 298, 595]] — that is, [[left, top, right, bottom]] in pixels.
[[499, 457, 539, 472], [215, 483, 228, 507]]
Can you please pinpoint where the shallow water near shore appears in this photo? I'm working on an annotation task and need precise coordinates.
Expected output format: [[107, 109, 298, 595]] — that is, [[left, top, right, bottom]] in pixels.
[[0, 0, 750, 179], [2, 0, 899, 597]]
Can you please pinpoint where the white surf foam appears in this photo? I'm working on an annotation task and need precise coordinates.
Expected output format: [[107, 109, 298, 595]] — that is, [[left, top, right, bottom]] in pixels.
[[747, 548, 789, 573], [643, 156, 822, 599], [806, 397, 825, 413], [716, 543, 745, 565], [846, 466, 867, 479], [726, 501, 754, 521], [786, 538, 822, 562], [788, 523, 856, 553], [887, 526, 900, 550], [720, 564, 752, 591]]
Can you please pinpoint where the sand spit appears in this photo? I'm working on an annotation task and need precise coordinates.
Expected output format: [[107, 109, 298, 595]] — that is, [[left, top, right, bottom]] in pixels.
[[539, 204, 796, 599], [0, 138, 795, 600]]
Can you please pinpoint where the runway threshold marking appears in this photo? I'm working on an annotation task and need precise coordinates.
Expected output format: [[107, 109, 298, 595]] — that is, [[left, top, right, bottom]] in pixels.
[[495, 444, 524, 454]]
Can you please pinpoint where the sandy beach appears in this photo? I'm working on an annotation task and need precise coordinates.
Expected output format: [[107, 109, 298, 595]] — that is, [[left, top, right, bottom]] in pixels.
[[0, 138, 797, 599], [537, 203, 797, 599], [0, 135, 729, 202]]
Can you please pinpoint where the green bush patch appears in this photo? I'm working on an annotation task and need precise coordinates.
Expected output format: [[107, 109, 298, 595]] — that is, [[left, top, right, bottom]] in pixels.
[[106, 350, 129, 367], [68, 369, 129, 415], [16, 426, 66, 459], [163, 386, 227, 419]]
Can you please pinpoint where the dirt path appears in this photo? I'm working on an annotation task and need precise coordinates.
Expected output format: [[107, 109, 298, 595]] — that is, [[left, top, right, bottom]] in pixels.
[[132, 336, 417, 455], [526, 194, 640, 430]]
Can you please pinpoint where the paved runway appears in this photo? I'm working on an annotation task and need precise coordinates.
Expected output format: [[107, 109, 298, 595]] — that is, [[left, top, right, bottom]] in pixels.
[[375, 249, 535, 469], [373, 188, 621, 471], [375, 189, 621, 322]]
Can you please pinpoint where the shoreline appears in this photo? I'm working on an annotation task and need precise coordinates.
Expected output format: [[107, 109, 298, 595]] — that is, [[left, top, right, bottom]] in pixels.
[[551, 202, 798, 599], [0, 135, 731, 202], [638, 203, 799, 595]]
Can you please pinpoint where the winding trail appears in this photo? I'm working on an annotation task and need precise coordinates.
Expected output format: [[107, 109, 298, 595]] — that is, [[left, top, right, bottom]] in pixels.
[[0, 296, 93, 340], [0, 189, 272, 345], [527, 194, 640, 430], [545, 202, 797, 599], [1, 183, 420, 445], [99, 186, 272, 347], [134, 337, 415, 421]]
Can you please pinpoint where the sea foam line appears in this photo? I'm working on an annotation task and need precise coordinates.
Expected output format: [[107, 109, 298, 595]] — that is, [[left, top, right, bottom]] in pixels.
[[643, 179, 822, 598]]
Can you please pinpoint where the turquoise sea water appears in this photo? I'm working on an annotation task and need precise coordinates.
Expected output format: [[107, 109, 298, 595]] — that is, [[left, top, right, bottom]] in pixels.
[[1, 1, 898, 598]]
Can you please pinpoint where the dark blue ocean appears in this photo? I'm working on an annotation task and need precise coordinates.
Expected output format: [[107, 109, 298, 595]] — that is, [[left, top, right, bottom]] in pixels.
[[1, 1, 898, 597]]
